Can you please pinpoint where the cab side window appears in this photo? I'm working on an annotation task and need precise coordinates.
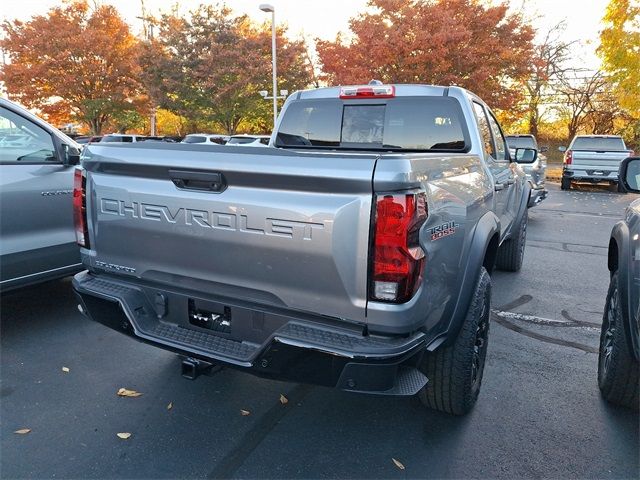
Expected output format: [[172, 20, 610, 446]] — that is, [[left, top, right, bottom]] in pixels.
[[472, 102, 494, 158], [0, 107, 57, 163], [487, 112, 507, 161]]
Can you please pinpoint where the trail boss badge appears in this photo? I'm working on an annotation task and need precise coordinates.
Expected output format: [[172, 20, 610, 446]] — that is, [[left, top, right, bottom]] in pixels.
[[430, 221, 458, 241]]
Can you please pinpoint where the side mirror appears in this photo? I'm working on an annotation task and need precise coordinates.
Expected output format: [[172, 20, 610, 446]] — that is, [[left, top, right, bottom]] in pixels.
[[618, 157, 640, 193], [558, 146, 567, 152], [539, 146, 549, 153], [514, 147, 538, 164], [63, 143, 81, 166]]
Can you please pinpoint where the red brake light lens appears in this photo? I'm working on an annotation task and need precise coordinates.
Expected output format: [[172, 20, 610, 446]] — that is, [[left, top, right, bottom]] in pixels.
[[564, 150, 573, 165], [340, 85, 395, 99], [73, 167, 89, 248], [370, 192, 427, 303]]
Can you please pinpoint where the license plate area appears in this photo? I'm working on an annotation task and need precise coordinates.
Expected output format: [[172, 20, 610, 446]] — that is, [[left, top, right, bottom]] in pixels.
[[188, 298, 231, 334]]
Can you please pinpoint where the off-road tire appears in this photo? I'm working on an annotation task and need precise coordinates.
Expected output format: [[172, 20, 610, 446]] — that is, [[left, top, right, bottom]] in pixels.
[[561, 176, 571, 190], [495, 209, 527, 272], [598, 272, 639, 410], [418, 267, 491, 415]]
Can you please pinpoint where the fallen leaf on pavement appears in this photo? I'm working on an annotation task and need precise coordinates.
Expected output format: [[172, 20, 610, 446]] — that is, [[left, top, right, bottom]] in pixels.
[[167, 402, 173, 410], [240, 409, 251, 416], [116, 432, 131, 439], [117, 388, 142, 397], [279, 394, 288, 405], [14, 429, 31, 435], [392, 458, 405, 470], [62, 367, 70, 373]]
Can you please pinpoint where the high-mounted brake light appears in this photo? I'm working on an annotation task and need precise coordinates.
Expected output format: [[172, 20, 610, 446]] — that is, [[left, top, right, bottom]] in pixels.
[[73, 167, 89, 248], [369, 192, 427, 303], [340, 85, 395, 99], [564, 150, 573, 165]]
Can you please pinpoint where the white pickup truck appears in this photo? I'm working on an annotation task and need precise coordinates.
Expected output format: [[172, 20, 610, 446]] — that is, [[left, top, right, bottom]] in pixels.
[[560, 135, 633, 191]]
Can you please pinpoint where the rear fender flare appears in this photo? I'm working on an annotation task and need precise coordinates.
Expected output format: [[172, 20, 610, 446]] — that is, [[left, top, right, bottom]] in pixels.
[[609, 221, 638, 360], [429, 211, 500, 349]]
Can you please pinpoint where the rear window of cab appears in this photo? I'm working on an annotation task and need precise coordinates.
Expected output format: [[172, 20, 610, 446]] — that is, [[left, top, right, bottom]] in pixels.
[[571, 137, 626, 151], [275, 97, 470, 152]]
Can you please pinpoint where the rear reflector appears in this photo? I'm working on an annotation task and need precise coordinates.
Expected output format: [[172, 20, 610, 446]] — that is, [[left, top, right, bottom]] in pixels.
[[73, 167, 89, 248], [340, 85, 395, 99], [370, 192, 427, 303]]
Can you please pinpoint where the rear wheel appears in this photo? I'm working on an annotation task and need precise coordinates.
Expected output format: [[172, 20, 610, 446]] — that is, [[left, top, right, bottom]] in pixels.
[[495, 209, 527, 272], [418, 267, 491, 415], [561, 176, 571, 190], [598, 272, 639, 410]]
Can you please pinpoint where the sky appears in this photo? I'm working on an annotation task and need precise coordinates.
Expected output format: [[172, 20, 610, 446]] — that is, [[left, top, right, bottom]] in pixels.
[[2, 0, 610, 70]]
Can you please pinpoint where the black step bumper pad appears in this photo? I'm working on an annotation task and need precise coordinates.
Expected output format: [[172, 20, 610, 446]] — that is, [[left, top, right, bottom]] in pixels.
[[72, 271, 428, 395]]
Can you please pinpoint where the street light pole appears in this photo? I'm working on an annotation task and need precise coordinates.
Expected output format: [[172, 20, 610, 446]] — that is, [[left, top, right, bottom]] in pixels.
[[260, 4, 277, 128]]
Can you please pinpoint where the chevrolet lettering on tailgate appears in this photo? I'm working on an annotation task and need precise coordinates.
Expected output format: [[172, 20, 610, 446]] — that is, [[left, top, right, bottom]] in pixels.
[[100, 198, 324, 240]]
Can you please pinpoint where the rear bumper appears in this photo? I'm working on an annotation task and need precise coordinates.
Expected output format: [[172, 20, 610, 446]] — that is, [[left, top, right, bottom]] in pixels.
[[563, 167, 618, 182], [72, 271, 428, 395]]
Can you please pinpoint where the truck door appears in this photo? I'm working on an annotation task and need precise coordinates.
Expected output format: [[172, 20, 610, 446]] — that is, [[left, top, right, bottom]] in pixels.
[[472, 102, 515, 239], [0, 105, 79, 286], [486, 110, 518, 232]]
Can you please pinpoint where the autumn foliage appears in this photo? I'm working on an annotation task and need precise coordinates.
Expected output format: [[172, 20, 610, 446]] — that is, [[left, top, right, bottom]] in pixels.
[[599, 0, 640, 117], [316, 0, 535, 111], [0, 1, 141, 133], [0, 0, 636, 146], [138, 5, 312, 134]]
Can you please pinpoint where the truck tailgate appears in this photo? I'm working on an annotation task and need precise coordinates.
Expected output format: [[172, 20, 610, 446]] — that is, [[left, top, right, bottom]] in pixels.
[[82, 144, 375, 323], [570, 150, 629, 169]]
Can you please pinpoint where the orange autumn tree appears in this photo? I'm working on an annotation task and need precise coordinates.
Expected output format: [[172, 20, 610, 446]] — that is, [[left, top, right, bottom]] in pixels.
[[316, 0, 535, 111], [138, 4, 313, 135], [0, 1, 142, 134]]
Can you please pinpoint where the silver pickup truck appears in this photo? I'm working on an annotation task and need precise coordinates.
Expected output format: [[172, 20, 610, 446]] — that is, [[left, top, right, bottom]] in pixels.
[[73, 83, 532, 415], [560, 135, 633, 190]]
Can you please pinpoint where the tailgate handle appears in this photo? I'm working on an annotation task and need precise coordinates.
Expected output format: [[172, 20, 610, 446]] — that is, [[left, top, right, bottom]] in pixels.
[[169, 170, 227, 193]]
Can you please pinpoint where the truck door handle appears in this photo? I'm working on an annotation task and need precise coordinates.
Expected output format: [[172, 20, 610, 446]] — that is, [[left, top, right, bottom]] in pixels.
[[494, 183, 505, 191], [506, 178, 515, 185], [169, 170, 227, 193]]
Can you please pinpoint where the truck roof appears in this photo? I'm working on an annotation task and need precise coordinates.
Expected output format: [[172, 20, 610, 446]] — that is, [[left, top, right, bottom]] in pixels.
[[296, 84, 457, 100]]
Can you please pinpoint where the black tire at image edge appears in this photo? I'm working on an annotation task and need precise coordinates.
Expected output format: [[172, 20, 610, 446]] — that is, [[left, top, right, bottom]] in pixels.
[[598, 272, 640, 411]]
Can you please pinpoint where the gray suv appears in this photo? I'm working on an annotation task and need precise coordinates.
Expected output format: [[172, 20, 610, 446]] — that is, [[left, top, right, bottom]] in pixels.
[[600, 157, 640, 409], [0, 98, 82, 291]]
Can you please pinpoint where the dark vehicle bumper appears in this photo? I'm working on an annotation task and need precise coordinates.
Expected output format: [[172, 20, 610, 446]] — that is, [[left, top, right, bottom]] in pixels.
[[562, 168, 619, 183], [72, 271, 428, 395]]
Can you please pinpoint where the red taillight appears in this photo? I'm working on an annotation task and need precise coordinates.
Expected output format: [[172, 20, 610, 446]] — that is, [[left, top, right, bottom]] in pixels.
[[340, 85, 395, 99], [564, 150, 573, 165], [370, 192, 427, 303], [73, 167, 89, 248]]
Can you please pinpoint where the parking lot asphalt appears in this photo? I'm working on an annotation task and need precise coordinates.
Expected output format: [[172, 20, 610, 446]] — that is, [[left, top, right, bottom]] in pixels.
[[2, 182, 639, 479]]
